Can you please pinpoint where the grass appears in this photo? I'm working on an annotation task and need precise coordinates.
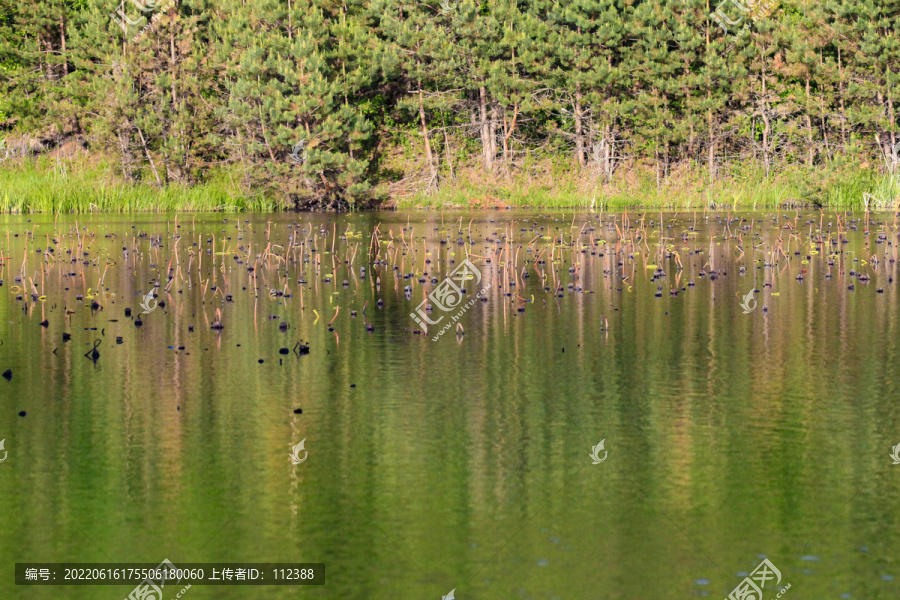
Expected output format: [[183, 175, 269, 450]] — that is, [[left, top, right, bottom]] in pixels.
[[0, 160, 276, 213], [1, 154, 898, 213], [397, 160, 900, 211]]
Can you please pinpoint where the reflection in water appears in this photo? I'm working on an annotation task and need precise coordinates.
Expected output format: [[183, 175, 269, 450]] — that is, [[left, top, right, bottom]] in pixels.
[[0, 211, 899, 599]]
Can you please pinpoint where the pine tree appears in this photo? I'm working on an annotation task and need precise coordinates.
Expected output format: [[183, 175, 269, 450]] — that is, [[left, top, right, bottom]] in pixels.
[[218, 0, 376, 207]]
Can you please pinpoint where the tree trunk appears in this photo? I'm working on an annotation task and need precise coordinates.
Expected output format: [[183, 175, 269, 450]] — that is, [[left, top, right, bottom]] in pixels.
[[837, 48, 847, 149], [501, 104, 519, 168], [418, 88, 437, 185], [805, 77, 814, 166], [574, 84, 585, 166], [760, 60, 771, 178], [136, 126, 163, 187], [489, 104, 498, 170], [60, 16, 68, 77], [684, 58, 694, 157], [442, 121, 454, 182], [655, 145, 661, 189], [876, 91, 891, 170], [604, 123, 613, 181], [888, 81, 896, 173], [170, 32, 178, 105], [479, 86, 493, 172], [705, 9, 715, 182]]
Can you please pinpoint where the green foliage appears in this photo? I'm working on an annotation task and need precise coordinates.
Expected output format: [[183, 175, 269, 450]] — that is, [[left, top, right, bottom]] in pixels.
[[0, 0, 900, 211]]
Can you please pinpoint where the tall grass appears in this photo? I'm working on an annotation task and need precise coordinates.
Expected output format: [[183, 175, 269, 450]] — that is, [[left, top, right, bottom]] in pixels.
[[3, 154, 899, 213], [0, 161, 277, 213], [398, 160, 900, 211]]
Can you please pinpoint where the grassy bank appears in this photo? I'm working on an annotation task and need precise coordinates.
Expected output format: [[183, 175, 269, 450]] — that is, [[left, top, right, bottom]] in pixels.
[[397, 161, 900, 211], [1, 156, 899, 213], [0, 160, 277, 213]]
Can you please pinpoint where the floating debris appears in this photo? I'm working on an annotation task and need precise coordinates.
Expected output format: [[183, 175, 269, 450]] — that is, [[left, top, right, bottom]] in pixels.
[[84, 339, 101, 362], [211, 307, 224, 330]]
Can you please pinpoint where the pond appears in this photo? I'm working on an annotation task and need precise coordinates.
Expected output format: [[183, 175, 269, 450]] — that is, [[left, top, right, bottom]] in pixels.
[[1, 210, 899, 600]]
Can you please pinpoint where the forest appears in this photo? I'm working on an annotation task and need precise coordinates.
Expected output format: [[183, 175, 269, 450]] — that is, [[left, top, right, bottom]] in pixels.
[[1, 0, 899, 209]]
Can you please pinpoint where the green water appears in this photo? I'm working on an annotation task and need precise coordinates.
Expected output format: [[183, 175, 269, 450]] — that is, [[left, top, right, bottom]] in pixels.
[[1, 211, 900, 600]]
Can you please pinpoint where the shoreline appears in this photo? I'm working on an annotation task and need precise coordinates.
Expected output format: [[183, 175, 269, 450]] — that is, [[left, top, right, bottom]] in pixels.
[[0, 159, 897, 213]]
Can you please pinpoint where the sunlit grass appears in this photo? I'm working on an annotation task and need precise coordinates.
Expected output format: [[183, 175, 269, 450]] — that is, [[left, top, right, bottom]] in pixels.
[[3, 156, 899, 213], [399, 162, 900, 211], [0, 161, 276, 213]]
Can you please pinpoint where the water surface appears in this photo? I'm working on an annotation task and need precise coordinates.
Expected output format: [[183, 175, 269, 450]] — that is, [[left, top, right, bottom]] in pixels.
[[1, 210, 899, 599]]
